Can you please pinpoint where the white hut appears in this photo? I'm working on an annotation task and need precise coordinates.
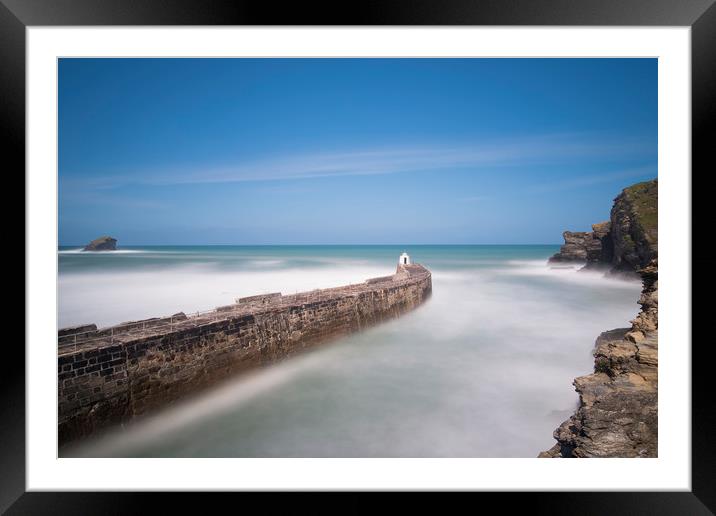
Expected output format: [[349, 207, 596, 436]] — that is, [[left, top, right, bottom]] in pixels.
[[399, 252, 411, 265]]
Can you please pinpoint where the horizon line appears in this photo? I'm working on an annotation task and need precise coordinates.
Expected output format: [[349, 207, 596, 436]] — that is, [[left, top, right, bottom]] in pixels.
[[59, 243, 563, 247]]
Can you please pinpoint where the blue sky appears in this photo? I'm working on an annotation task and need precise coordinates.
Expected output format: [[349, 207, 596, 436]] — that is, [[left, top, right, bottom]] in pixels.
[[59, 58, 657, 245]]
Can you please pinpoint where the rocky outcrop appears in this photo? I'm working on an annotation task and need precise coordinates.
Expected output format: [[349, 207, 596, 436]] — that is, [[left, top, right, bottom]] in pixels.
[[549, 179, 657, 276], [83, 236, 117, 251], [541, 179, 658, 458], [609, 180, 658, 273], [548, 231, 592, 262], [540, 261, 658, 458], [549, 222, 612, 265], [587, 221, 614, 265]]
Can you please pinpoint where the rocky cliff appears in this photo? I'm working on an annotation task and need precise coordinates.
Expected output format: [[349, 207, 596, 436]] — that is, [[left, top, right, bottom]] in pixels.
[[549, 179, 657, 275], [609, 180, 658, 273], [541, 179, 658, 458], [84, 236, 117, 251], [548, 222, 612, 265], [540, 260, 657, 457]]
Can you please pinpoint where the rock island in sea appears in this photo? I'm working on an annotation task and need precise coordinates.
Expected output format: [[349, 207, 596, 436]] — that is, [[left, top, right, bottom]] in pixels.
[[83, 235, 118, 251], [541, 179, 658, 457]]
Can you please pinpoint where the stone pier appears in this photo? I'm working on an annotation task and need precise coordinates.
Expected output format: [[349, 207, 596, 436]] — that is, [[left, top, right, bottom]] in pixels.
[[58, 262, 432, 445]]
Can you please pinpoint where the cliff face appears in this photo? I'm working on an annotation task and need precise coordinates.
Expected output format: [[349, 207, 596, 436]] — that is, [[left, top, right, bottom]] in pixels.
[[540, 259, 658, 457], [609, 180, 658, 273], [549, 222, 612, 265], [548, 231, 592, 262], [549, 179, 657, 275], [540, 178, 658, 458]]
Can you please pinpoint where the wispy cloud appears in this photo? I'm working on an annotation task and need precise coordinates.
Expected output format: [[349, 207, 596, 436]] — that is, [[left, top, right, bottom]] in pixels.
[[61, 133, 654, 190], [60, 190, 168, 210], [523, 166, 656, 195]]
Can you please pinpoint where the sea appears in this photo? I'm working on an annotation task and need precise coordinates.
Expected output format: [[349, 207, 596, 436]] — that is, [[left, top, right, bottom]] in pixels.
[[58, 245, 642, 458]]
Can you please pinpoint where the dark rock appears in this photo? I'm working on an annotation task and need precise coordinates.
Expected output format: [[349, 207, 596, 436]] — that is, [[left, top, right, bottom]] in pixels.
[[609, 179, 658, 273], [589, 221, 614, 263], [83, 236, 117, 251], [548, 231, 590, 262], [549, 223, 611, 265]]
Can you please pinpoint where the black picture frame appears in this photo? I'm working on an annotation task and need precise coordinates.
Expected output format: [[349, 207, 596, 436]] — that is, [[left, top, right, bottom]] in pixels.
[[6, 0, 714, 513]]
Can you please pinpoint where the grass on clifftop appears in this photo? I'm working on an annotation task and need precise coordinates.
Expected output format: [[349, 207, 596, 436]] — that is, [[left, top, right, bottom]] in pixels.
[[624, 179, 658, 242]]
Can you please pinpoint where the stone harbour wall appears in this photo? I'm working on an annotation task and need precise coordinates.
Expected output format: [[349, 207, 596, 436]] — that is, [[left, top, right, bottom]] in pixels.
[[58, 263, 432, 445]]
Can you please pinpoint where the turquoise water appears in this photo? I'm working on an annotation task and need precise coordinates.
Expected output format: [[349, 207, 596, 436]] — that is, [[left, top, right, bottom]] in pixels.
[[60, 245, 642, 457]]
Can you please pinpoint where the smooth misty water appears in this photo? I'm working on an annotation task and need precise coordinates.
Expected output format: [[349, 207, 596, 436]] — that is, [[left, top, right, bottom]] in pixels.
[[59, 245, 642, 457]]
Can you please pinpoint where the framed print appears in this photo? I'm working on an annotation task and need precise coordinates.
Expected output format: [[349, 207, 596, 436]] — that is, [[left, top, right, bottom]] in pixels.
[[6, 0, 715, 513]]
